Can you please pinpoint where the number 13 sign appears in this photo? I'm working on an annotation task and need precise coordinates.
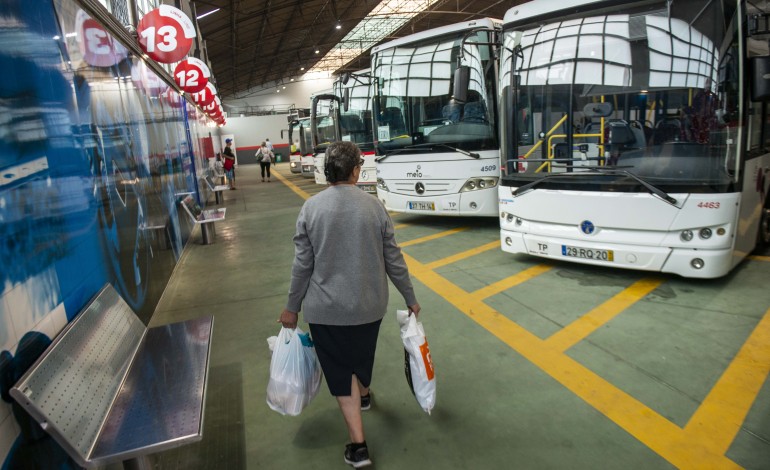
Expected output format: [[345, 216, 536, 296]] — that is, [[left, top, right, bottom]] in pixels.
[[137, 5, 195, 63]]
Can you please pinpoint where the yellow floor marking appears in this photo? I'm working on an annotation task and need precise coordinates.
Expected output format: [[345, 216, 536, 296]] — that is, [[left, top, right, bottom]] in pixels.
[[272, 170, 312, 201], [425, 241, 500, 270], [546, 278, 664, 352], [684, 307, 770, 455], [404, 252, 742, 469], [469, 265, 553, 300], [748, 255, 770, 262], [394, 223, 411, 230], [400, 227, 468, 247]]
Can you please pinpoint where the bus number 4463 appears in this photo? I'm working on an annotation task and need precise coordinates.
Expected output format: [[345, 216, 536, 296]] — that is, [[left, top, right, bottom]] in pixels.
[[697, 201, 720, 209]]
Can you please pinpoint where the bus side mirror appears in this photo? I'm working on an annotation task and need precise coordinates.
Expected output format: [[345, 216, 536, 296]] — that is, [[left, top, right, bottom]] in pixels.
[[343, 88, 350, 112], [750, 57, 770, 101], [452, 66, 470, 103]]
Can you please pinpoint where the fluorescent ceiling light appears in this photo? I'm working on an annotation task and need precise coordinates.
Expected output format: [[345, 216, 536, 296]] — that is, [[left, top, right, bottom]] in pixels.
[[197, 8, 221, 20], [309, 0, 440, 73]]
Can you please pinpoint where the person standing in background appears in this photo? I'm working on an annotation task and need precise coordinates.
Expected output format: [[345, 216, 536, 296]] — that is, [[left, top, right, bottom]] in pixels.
[[256, 141, 274, 182], [265, 138, 274, 162], [223, 138, 237, 190]]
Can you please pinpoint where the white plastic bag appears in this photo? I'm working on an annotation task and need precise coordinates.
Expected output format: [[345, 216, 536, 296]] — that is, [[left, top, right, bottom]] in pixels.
[[266, 327, 322, 416], [397, 309, 436, 414]]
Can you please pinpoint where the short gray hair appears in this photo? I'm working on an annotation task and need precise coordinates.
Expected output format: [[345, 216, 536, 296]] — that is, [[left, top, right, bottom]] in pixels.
[[324, 141, 360, 183]]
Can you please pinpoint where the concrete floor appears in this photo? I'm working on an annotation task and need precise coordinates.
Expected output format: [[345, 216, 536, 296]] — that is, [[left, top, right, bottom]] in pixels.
[[145, 163, 770, 469]]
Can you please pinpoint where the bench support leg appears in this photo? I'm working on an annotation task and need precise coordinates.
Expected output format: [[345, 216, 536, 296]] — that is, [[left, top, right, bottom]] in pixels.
[[123, 455, 152, 470], [215, 190, 223, 204], [201, 223, 216, 245]]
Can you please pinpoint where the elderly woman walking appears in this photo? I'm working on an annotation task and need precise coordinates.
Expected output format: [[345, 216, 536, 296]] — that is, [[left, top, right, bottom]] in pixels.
[[279, 141, 420, 468]]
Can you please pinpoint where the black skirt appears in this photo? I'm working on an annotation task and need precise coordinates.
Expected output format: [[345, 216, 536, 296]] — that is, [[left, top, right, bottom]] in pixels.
[[309, 319, 383, 396]]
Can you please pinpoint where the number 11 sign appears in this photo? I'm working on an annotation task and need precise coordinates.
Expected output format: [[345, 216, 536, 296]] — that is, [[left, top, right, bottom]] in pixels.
[[137, 5, 196, 64]]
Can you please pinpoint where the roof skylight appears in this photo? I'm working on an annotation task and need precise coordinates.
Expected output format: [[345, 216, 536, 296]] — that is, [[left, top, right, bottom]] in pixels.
[[309, 0, 440, 73]]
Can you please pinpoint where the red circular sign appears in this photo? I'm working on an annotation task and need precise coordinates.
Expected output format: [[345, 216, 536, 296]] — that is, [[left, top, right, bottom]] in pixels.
[[193, 82, 217, 106], [203, 101, 218, 113], [77, 10, 128, 67], [173, 58, 210, 94], [137, 5, 195, 64]]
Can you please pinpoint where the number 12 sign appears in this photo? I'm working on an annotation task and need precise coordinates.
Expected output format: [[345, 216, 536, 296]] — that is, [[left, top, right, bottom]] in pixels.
[[137, 5, 195, 64], [173, 58, 210, 93]]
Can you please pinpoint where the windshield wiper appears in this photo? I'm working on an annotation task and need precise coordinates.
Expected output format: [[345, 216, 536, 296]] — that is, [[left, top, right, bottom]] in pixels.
[[432, 143, 480, 159], [375, 146, 433, 162], [375, 143, 480, 162], [512, 168, 678, 206]]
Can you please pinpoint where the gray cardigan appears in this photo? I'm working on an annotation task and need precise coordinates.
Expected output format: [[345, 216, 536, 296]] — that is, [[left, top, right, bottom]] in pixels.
[[286, 185, 417, 325]]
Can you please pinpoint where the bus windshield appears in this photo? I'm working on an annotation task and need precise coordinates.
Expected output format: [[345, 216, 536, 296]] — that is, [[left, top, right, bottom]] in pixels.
[[372, 29, 498, 156], [313, 97, 337, 152], [334, 74, 375, 151], [499, 0, 740, 194]]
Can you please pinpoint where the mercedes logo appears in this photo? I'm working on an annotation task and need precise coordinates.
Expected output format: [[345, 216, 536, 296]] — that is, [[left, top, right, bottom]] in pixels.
[[415, 182, 425, 195]]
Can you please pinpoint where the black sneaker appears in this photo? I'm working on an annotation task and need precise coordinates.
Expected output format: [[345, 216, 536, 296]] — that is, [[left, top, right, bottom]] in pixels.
[[344, 443, 371, 468], [360, 393, 371, 411]]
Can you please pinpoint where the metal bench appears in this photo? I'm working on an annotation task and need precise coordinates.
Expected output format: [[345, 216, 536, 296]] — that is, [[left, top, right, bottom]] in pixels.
[[203, 173, 230, 204], [139, 215, 171, 252], [179, 194, 226, 245], [10, 284, 213, 469]]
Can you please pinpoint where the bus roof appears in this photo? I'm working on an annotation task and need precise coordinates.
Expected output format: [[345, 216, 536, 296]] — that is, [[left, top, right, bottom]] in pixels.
[[371, 18, 501, 55], [503, 0, 606, 26]]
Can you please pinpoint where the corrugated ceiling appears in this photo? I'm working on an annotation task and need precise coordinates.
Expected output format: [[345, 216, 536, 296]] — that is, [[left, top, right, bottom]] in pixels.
[[193, 0, 521, 98]]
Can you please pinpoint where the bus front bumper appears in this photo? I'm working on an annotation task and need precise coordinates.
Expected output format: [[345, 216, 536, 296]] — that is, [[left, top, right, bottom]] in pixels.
[[377, 188, 498, 216], [500, 230, 735, 279]]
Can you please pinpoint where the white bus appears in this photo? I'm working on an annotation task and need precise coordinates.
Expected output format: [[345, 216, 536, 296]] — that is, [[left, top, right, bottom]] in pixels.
[[284, 108, 308, 174], [498, 0, 770, 278], [311, 72, 377, 192], [371, 19, 502, 216], [293, 117, 315, 178]]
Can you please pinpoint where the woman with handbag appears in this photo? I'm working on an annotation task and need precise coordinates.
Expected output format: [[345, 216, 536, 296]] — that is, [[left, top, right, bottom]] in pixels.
[[256, 141, 274, 182]]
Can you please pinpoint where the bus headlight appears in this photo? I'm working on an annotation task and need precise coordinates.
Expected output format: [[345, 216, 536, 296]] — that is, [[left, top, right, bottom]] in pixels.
[[699, 228, 712, 239], [461, 177, 498, 192], [377, 178, 389, 191], [680, 230, 694, 242]]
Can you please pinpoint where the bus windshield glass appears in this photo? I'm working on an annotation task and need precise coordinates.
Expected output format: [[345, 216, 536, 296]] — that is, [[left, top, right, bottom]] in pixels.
[[372, 29, 498, 156], [499, 0, 740, 194], [335, 74, 375, 151], [313, 97, 337, 152]]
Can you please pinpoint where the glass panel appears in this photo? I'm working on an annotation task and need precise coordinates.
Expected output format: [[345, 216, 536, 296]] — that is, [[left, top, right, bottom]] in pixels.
[[500, 0, 740, 193], [372, 29, 498, 154]]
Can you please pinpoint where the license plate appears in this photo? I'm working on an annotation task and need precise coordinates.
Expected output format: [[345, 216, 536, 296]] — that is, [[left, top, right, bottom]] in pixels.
[[358, 184, 377, 193], [561, 245, 614, 262], [408, 201, 435, 211]]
